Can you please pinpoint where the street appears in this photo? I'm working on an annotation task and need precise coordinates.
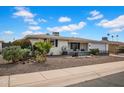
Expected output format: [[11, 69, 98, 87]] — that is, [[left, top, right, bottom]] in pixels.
[[68, 71, 124, 87]]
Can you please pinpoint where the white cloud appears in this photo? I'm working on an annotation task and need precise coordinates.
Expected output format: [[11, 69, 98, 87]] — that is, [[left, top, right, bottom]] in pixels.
[[87, 10, 103, 20], [13, 7, 38, 25], [90, 10, 100, 16], [22, 31, 33, 36], [97, 19, 108, 26], [4, 31, 13, 35], [34, 32, 43, 35], [24, 18, 38, 25], [28, 26, 41, 31], [97, 15, 124, 28], [13, 7, 35, 18], [97, 15, 124, 32], [22, 31, 43, 36], [47, 21, 86, 32], [58, 16, 71, 22], [38, 18, 47, 23], [109, 28, 124, 32], [71, 32, 78, 35]]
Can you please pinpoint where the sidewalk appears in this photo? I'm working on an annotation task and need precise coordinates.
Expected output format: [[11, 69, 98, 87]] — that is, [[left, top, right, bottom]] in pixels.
[[1, 61, 124, 87]]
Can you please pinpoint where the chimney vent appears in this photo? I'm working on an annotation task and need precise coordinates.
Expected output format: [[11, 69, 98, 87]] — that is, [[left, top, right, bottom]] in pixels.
[[102, 37, 108, 41], [52, 32, 59, 36]]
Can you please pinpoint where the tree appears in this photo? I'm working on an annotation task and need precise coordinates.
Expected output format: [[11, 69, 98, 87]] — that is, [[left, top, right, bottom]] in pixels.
[[116, 35, 119, 41], [111, 35, 114, 41], [107, 33, 110, 37], [2, 46, 30, 63], [107, 33, 110, 40], [12, 39, 32, 49], [34, 42, 52, 63]]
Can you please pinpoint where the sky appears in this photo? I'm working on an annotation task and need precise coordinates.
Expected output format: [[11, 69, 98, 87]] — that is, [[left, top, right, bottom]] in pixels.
[[0, 6, 124, 42]]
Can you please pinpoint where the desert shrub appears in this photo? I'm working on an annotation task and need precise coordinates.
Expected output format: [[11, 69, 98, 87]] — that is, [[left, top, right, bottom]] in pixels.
[[20, 48, 31, 60], [2, 46, 22, 63], [12, 39, 32, 49], [34, 42, 52, 63], [2, 46, 31, 63], [90, 48, 99, 55]]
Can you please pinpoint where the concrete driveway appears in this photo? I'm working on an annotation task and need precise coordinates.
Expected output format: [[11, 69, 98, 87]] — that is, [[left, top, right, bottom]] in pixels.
[[0, 61, 124, 87]]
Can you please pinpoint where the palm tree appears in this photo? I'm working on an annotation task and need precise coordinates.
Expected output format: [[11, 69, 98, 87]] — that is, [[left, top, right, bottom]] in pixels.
[[107, 33, 110, 37], [111, 35, 114, 41], [107, 33, 110, 40], [116, 35, 119, 41]]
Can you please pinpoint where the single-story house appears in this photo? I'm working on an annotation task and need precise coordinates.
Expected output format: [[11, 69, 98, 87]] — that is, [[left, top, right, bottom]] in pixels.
[[24, 33, 110, 55], [24, 33, 124, 55]]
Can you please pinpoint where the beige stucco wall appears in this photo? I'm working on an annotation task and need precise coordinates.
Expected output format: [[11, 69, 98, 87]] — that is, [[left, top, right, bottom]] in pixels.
[[49, 40, 68, 55], [29, 38, 109, 55], [80, 43, 88, 51]]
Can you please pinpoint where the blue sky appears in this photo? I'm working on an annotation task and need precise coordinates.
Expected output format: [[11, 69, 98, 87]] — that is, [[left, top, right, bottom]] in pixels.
[[0, 6, 124, 42]]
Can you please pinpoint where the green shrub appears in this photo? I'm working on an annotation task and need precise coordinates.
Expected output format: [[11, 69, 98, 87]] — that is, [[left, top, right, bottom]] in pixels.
[[34, 42, 52, 63], [90, 48, 99, 55], [20, 48, 31, 60], [12, 39, 32, 49], [2, 46, 31, 63]]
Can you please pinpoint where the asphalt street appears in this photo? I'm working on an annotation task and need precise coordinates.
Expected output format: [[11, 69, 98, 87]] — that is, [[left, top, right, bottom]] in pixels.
[[68, 71, 124, 87]]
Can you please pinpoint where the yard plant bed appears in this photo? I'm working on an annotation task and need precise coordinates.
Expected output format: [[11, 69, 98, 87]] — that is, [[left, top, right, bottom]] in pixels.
[[0, 56, 124, 76]]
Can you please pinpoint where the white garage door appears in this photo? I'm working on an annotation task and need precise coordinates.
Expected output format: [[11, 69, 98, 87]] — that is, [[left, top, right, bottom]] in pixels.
[[88, 43, 108, 51]]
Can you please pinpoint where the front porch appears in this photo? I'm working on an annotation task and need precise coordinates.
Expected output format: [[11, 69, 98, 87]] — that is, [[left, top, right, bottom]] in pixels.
[[68, 42, 88, 51], [64, 42, 90, 56]]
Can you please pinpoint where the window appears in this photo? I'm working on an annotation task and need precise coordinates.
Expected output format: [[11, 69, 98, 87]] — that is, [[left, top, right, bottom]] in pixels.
[[70, 42, 80, 51], [50, 39, 58, 47], [55, 39, 58, 47], [50, 40, 54, 46]]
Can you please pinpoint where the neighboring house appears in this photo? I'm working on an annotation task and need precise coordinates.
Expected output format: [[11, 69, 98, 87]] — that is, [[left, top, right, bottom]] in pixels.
[[103, 41, 124, 54], [0, 40, 3, 53], [24, 33, 109, 55]]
